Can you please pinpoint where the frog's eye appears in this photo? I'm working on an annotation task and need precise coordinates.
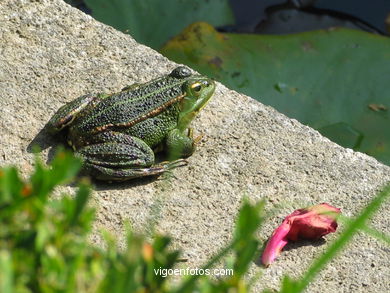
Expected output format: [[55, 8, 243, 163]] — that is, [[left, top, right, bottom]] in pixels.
[[191, 82, 202, 93]]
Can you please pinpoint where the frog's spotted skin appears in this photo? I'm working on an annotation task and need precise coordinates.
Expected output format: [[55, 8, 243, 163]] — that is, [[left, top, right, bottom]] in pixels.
[[48, 67, 215, 181]]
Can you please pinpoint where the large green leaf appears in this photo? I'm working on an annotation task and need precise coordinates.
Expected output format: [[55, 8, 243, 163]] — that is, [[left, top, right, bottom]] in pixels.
[[83, 0, 234, 49], [161, 23, 390, 165]]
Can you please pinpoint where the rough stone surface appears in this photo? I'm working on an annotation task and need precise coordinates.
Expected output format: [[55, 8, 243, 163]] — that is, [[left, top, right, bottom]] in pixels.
[[1, 0, 389, 292]]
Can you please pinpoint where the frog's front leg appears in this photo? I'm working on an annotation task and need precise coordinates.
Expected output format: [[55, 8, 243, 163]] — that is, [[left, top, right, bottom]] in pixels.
[[165, 128, 197, 160], [47, 93, 108, 132], [77, 132, 187, 181]]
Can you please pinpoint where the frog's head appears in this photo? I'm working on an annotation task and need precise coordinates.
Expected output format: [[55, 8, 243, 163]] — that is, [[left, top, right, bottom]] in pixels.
[[178, 76, 215, 132]]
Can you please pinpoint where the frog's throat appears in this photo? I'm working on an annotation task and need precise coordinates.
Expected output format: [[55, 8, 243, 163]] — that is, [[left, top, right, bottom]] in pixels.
[[177, 97, 211, 132], [177, 110, 199, 132], [91, 93, 186, 133]]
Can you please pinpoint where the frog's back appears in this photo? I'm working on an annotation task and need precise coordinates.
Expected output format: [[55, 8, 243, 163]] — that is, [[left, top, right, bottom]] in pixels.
[[72, 75, 185, 134]]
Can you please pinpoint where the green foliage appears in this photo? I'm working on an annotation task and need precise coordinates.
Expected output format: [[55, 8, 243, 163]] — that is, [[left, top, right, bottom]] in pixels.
[[1, 150, 389, 292], [0, 151, 94, 292], [161, 23, 390, 165], [0, 151, 263, 292], [83, 0, 234, 49]]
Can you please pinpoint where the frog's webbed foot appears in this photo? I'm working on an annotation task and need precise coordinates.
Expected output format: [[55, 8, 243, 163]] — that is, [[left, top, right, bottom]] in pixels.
[[76, 132, 187, 181]]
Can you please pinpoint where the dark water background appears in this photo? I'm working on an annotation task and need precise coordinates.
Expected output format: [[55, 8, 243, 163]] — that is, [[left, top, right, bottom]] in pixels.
[[230, 0, 390, 35]]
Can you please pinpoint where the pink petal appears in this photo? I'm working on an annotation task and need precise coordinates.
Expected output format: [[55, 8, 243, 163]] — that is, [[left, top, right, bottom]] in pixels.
[[261, 203, 341, 266], [261, 219, 291, 267]]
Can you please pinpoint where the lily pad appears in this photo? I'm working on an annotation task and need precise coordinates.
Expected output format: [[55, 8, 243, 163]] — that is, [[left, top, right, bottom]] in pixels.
[[83, 0, 234, 49], [161, 23, 390, 165]]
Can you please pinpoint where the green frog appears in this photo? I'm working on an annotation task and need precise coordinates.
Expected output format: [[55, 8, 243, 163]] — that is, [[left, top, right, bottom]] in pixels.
[[48, 66, 215, 181]]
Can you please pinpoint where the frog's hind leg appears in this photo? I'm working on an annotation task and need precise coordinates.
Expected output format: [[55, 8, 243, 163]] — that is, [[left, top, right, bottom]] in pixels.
[[87, 159, 188, 181], [76, 132, 187, 181], [48, 93, 105, 132]]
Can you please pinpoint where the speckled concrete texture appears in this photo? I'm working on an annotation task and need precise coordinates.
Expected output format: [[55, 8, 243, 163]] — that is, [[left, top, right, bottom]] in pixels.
[[0, 1, 389, 292]]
